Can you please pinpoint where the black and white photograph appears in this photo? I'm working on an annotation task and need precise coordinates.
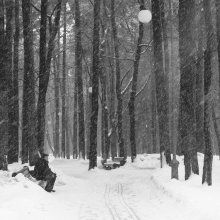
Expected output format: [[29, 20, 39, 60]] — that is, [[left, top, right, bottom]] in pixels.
[[0, 0, 220, 219]]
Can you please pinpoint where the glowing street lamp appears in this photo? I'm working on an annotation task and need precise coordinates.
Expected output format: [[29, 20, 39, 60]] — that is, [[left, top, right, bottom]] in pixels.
[[88, 87, 92, 93], [138, 9, 152, 24]]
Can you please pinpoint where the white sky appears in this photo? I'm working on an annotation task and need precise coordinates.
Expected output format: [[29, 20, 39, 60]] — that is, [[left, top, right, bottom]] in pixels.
[[0, 153, 220, 220]]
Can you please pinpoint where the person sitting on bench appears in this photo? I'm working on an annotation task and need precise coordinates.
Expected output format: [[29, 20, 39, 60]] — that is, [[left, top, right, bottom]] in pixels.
[[31, 153, 56, 192]]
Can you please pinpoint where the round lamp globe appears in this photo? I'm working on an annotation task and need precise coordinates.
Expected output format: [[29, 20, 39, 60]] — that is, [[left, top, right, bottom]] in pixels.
[[88, 87, 92, 93], [138, 10, 152, 23]]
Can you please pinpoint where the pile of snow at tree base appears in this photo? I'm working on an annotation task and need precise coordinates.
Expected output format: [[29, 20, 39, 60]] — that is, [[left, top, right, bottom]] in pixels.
[[1, 153, 220, 220]]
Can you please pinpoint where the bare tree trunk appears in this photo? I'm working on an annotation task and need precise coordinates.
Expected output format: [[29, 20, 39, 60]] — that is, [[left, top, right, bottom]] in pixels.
[[73, 67, 78, 159], [161, 0, 171, 157], [107, 39, 117, 159], [128, 0, 145, 162], [99, 0, 110, 161], [100, 50, 110, 161], [12, 0, 20, 162], [202, 0, 214, 185], [168, 0, 180, 179], [37, 0, 48, 155], [111, 0, 124, 157], [70, 2, 78, 159], [195, 3, 204, 155], [104, 0, 116, 158], [37, 0, 62, 156], [21, 0, 36, 165], [54, 43, 60, 157], [85, 71, 91, 159], [178, 0, 199, 179], [101, 101, 105, 157], [0, 0, 7, 170], [65, 88, 70, 159], [6, 0, 15, 164], [151, 40, 157, 154], [168, 0, 175, 155], [160, 1, 170, 89], [75, 0, 85, 159], [216, 0, 220, 106], [211, 104, 220, 159], [61, 1, 66, 158], [152, 0, 171, 165], [89, 0, 101, 170]]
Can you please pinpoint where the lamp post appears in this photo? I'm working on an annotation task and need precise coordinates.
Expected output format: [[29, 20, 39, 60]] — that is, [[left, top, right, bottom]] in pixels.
[[138, 9, 152, 24]]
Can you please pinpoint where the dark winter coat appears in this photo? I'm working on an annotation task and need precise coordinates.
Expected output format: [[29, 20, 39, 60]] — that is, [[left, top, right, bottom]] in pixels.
[[32, 158, 52, 180]]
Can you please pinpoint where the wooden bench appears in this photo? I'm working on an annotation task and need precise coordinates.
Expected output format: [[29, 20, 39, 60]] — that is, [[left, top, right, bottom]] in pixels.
[[103, 157, 126, 170], [113, 157, 126, 165], [103, 161, 121, 170]]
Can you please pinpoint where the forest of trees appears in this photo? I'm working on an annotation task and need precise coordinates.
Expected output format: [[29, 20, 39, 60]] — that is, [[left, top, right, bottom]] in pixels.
[[0, 0, 219, 185]]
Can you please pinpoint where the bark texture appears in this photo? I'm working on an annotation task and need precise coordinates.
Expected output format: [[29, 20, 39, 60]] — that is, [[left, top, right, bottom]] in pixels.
[[128, 0, 145, 162], [202, 0, 214, 185], [111, 0, 124, 157], [75, 0, 85, 159], [37, 0, 62, 156], [21, 0, 36, 164], [152, 0, 171, 164], [89, 0, 101, 170]]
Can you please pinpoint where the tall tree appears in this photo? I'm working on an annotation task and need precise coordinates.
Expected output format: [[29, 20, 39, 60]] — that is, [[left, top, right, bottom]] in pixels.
[[150, 34, 157, 154], [38, 0, 48, 155], [211, 105, 220, 159], [169, 0, 175, 155], [128, 0, 145, 162], [75, 0, 85, 159], [61, 1, 66, 158], [178, 0, 199, 179], [195, 2, 204, 154], [202, 0, 214, 186], [169, 0, 179, 179], [160, 1, 169, 88], [69, 2, 78, 159], [65, 87, 70, 159], [85, 70, 91, 159], [109, 51, 117, 159], [161, 0, 171, 156], [216, 0, 220, 105], [105, 2, 117, 159], [54, 34, 60, 157], [21, 0, 36, 164], [111, 0, 125, 157], [0, 0, 7, 170], [11, 0, 20, 163], [6, 0, 14, 164], [73, 65, 78, 159], [151, 0, 171, 165], [100, 0, 110, 161], [89, 0, 101, 170], [37, 0, 62, 155]]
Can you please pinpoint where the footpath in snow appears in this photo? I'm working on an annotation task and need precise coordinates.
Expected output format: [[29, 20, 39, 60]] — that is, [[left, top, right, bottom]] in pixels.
[[1, 153, 220, 220]]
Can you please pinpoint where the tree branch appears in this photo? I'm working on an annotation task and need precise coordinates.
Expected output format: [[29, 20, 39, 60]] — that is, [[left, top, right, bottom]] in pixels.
[[135, 73, 151, 97]]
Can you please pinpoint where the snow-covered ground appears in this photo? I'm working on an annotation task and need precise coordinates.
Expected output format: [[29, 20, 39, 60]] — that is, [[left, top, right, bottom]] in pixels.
[[1, 153, 220, 220]]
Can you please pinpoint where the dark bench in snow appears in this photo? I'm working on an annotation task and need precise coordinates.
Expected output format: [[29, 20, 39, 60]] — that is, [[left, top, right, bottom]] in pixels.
[[103, 157, 126, 170]]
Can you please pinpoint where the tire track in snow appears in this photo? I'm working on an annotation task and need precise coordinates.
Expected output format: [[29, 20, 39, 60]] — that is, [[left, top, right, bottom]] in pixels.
[[104, 183, 140, 220], [117, 183, 140, 220], [104, 184, 120, 220]]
